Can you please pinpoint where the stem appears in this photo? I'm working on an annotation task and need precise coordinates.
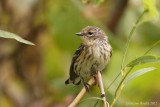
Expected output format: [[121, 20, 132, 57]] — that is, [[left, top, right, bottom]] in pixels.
[[68, 71, 110, 107], [121, 10, 147, 70], [144, 40, 160, 55], [109, 10, 148, 107], [111, 67, 134, 107], [107, 72, 121, 90], [95, 71, 109, 107], [68, 78, 95, 107]]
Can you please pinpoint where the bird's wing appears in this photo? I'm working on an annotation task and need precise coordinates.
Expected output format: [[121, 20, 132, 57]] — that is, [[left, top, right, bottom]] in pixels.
[[69, 44, 85, 84]]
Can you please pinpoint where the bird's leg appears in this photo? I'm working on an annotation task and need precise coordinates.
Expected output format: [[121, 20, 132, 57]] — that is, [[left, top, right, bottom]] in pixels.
[[84, 82, 90, 92], [93, 75, 97, 85], [81, 78, 90, 92], [91, 70, 98, 85]]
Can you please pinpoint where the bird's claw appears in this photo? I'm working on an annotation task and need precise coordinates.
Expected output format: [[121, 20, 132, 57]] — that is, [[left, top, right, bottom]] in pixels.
[[84, 82, 90, 92]]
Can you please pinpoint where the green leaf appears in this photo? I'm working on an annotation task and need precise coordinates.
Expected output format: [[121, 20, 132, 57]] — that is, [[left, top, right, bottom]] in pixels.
[[142, 0, 159, 23], [124, 67, 156, 84], [0, 30, 35, 45], [127, 55, 160, 67]]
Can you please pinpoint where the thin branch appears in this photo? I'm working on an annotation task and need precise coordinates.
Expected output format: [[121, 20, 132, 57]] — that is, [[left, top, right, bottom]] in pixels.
[[121, 10, 147, 72], [95, 71, 109, 107], [68, 77, 96, 107], [68, 71, 109, 107], [107, 72, 121, 90], [110, 67, 133, 107], [144, 40, 160, 55]]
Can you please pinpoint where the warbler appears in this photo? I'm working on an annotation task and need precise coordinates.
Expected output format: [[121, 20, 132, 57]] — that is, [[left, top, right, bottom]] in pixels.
[[65, 26, 112, 91]]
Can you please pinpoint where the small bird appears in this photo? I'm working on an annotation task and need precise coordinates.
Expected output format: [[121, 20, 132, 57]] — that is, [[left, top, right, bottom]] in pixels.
[[65, 26, 112, 91]]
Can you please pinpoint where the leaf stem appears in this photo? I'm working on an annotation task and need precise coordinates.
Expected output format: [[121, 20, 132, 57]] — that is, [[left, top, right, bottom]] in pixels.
[[111, 67, 134, 107], [121, 10, 147, 70], [144, 40, 160, 55]]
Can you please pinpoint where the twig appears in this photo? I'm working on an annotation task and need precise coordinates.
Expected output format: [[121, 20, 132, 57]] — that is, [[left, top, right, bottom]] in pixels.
[[95, 71, 109, 107], [110, 67, 133, 107], [68, 71, 109, 107], [68, 77, 96, 107], [144, 40, 160, 55], [121, 10, 147, 72]]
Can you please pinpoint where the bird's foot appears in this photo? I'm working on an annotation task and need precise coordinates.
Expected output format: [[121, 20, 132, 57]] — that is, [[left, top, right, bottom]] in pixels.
[[83, 82, 90, 92]]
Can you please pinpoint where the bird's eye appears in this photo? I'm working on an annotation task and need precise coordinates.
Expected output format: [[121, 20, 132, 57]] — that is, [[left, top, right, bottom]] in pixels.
[[88, 32, 93, 35]]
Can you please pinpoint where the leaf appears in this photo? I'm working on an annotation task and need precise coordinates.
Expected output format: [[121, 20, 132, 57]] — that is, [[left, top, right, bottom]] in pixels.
[[127, 55, 160, 67], [142, 0, 159, 23], [124, 67, 156, 84], [0, 30, 35, 45]]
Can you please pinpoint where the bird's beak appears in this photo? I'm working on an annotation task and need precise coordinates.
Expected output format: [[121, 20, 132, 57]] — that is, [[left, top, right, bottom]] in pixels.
[[75, 32, 83, 36]]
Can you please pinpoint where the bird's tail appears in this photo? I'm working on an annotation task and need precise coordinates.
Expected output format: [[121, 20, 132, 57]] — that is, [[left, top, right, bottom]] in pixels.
[[65, 77, 81, 85], [65, 78, 72, 84]]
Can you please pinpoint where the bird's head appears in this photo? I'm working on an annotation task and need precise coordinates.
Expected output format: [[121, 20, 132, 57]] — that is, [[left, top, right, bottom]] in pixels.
[[76, 26, 107, 45]]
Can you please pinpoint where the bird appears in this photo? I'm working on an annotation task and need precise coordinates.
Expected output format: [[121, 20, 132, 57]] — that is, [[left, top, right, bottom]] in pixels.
[[65, 26, 112, 91]]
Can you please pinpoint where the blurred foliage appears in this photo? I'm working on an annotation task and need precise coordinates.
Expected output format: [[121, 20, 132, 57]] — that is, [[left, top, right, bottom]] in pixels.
[[142, 0, 158, 23], [0, 0, 160, 107]]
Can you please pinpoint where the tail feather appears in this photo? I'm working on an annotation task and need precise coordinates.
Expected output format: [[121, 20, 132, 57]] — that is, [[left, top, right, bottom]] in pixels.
[[74, 79, 81, 85], [65, 79, 72, 84], [65, 78, 81, 85]]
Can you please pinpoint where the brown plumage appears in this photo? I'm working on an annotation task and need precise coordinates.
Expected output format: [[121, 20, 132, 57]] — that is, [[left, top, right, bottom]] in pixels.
[[65, 26, 112, 90]]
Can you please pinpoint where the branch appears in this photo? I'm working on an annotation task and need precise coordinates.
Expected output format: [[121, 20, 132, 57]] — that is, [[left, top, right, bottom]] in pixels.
[[95, 71, 109, 107], [68, 71, 109, 107], [68, 77, 96, 107]]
